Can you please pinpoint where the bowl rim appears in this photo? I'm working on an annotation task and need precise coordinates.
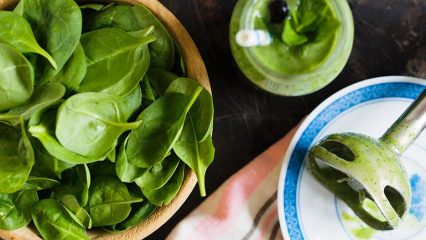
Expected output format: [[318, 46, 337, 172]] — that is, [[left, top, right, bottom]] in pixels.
[[0, 0, 210, 239]]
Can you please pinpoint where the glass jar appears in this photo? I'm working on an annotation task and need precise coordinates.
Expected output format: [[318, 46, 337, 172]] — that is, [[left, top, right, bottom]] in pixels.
[[230, 0, 354, 96]]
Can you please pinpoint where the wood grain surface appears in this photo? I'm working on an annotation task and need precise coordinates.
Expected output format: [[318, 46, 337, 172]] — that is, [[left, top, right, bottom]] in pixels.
[[148, 0, 426, 239]]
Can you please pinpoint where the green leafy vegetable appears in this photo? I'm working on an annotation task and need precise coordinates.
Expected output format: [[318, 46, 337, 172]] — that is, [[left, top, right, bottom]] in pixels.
[[122, 85, 143, 120], [59, 195, 92, 229], [166, 78, 214, 141], [0, 191, 38, 230], [80, 4, 107, 11], [31, 140, 75, 179], [108, 201, 156, 232], [132, 5, 175, 69], [29, 110, 108, 164], [100, 44, 150, 96], [142, 163, 185, 206], [126, 90, 201, 168], [55, 92, 142, 158], [166, 78, 214, 196], [52, 165, 91, 207], [83, 4, 175, 70], [0, 121, 34, 194], [32, 199, 89, 240], [146, 68, 179, 96], [78, 28, 155, 93], [141, 77, 158, 104], [172, 40, 186, 76], [83, 4, 140, 32], [135, 153, 181, 190], [0, 82, 65, 125], [116, 136, 146, 183], [22, 176, 60, 191], [174, 127, 215, 196], [282, 19, 308, 46], [48, 43, 87, 91], [88, 176, 143, 227], [14, 0, 82, 81], [0, 11, 57, 68], [0, 43, 34, 112], [281, 0, 341, 46]]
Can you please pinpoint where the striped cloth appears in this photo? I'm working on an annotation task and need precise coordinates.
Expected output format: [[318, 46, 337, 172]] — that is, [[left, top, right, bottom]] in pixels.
[[167, 125, 299, 240]]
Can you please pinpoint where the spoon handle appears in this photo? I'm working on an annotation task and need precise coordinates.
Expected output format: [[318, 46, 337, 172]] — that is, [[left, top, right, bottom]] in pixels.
[[380, 88, 426, 154]]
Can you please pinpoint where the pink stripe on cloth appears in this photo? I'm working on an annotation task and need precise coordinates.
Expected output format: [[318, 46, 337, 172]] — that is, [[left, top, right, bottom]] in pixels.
[[167, 123, 301, 240], [258, 205, 278, 240]]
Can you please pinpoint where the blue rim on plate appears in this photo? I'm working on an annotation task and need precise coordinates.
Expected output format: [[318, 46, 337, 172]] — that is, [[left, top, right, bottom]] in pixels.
[[277, 76, 426, 240]]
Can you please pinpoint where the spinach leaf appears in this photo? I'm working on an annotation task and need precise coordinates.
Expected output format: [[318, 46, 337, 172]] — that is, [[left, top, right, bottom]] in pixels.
[[281, 0, 341, 46], [166, 78, 214, 141], [0, 83, 65, 125], [107, 148, 116, 163], [0, 11, 57, 68], [132, 5, 175, 69], [116, 136, 146, 183], [172, 40, 186, 77], [14, 0, 82, 80], [32, 199, 89, 240], [141, 77, 158, 104], [60, 195, 92, 229], [83, 4, 140, 32], [0, 43, 34, 112], [83, 4, 175, 70], [166, 78, 215, 195], [31, 140, 75, 179], [78, 28, 155, 93], [0, 190, 38, 230], [0, 121, 34, 194], [22, 176, 60, 191], [135, 153, 180, 190], [27, 100, 63, 127], [53, 164, 91, 207], [126, 90, 201, 168], [142, 162, 185, 206], [188, 90, 214, 142], [282, 18, 308, 47], [88, 176, 143, 227], [107, 201, 156, 232], [146, 68, 179, 96], [29, 110, 108, 164], [100, 45, 150, 97], [122, 85, 143, 121], [174, 122, 215, 196], [55, 92, 142, 158], [80, 4, 106, 11], [48, 43, 87, 91]]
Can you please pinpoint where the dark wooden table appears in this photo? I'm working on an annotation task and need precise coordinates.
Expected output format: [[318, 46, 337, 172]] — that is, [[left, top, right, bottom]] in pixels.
[[149, 0, 426, 239]]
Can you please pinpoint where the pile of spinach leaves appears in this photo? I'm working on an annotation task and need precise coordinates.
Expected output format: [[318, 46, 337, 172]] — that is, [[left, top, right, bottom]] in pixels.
[[0, 0, 215, 239]]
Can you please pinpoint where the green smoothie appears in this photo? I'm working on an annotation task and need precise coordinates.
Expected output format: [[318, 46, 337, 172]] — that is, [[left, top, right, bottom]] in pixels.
[[251, 0, 339, 75], [230, 0, 354, 96]]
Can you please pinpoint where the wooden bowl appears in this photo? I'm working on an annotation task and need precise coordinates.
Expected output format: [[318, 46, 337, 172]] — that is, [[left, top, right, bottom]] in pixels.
[[0, 0, 210, 239]]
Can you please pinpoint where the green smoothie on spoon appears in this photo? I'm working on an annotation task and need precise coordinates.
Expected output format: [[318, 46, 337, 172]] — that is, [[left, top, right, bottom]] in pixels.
[[230, 0, 354, 96]]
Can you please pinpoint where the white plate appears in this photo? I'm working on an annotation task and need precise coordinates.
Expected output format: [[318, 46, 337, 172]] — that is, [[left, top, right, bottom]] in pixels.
[[277, 76, 426, 240]]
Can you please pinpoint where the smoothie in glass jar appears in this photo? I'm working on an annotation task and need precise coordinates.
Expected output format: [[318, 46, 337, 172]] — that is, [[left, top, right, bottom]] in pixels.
[[230, 0, 354, 96]]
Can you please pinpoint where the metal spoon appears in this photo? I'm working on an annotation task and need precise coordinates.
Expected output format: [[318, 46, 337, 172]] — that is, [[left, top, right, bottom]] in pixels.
[[308, 88, 426, 230]]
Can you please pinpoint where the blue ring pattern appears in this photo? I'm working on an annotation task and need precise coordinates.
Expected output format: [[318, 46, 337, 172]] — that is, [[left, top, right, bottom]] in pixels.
[[284, 82, 426, 240]]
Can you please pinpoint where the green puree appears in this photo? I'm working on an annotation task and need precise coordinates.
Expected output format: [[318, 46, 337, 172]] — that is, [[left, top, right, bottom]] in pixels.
[[250, 0, 340, 75]]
